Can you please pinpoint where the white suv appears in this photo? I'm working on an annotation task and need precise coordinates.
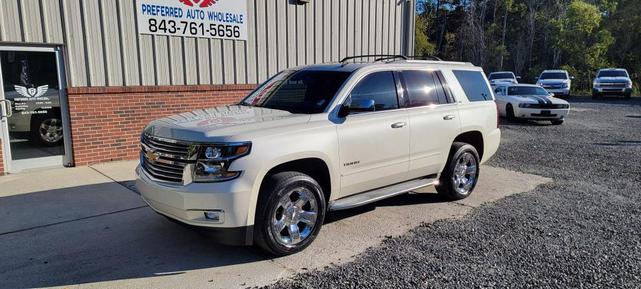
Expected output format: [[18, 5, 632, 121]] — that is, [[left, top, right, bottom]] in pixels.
[[136, 56, 501, 255], [536, 70, 572, 97]]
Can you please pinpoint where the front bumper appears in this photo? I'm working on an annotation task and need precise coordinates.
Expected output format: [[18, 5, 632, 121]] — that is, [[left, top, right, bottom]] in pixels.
[[513, 107, 569, 120], [136, 165, 254, 245], [543, 87, 570, 96], [593, 87, 632, 95]]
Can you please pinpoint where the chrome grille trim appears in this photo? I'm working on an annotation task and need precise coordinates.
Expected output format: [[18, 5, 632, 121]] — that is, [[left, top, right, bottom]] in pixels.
[[141, 134, 196, 183]]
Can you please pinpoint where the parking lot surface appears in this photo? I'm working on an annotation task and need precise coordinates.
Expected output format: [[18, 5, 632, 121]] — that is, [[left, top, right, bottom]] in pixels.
[[1, 97, 639, 288], [262, 97, 641, 288]]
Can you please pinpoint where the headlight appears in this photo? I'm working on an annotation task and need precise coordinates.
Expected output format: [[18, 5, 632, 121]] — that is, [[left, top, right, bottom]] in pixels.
[[519, 103, 534, 108], [626, 81, 633, 88], [593, 80, 599, 87], [193, 142, 251, 182], [561, 83, 569, 88]]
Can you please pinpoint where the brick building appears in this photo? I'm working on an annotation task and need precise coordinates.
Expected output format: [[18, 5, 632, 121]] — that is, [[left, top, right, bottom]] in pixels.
[[0, 0, 414, 175]]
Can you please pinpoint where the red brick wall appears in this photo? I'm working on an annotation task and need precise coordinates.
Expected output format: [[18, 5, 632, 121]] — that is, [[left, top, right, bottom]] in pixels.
[[67, 84, 256, 166], [0, 138, 4, 176]]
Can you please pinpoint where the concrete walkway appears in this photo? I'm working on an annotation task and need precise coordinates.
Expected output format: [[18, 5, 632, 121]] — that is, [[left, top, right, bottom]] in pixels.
[[0, 161, 550, 289]]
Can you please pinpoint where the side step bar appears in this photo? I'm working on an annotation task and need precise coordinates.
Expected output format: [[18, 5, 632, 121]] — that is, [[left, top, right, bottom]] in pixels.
[[328, 176, 438, 211]]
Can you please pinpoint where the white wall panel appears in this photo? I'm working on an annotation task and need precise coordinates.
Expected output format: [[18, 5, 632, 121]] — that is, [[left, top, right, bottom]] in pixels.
[[0, 0, 408, 87]]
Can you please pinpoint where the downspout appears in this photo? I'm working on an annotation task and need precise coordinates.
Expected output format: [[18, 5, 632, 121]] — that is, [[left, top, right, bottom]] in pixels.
[[401, 0, 416, 56]]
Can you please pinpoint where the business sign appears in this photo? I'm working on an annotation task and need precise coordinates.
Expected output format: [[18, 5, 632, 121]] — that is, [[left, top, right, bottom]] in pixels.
[[136, 0, 247, 41]]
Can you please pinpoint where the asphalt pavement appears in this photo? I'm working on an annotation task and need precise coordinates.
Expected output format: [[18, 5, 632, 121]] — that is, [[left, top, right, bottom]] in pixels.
[[262, 96, 641, 288]]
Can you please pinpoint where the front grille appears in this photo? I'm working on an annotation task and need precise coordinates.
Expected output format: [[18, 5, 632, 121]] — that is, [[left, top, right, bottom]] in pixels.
[[599, 83, 626, 87], [140, 134, 195, 183], [542, 84, 564, 89], [527, 104, 569, 109]]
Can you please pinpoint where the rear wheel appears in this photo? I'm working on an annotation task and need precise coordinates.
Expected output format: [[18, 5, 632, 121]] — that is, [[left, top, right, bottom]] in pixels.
[[254, 171, 326, 256], [506, 104, 517, 122], [436, 142, 480, 201]]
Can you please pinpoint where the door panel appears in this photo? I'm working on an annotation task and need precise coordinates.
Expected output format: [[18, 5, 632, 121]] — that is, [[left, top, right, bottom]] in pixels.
[[407, 104, 461, 179], [337, 70, 410, 197], [397, 69, 462, 179], [338, 110, 410, 196]]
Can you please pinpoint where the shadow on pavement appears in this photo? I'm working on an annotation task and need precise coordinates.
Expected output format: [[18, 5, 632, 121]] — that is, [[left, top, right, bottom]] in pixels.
[[0, 181, 445, 288], [0, 183, 267, 288], [567, 96, 641, 106]]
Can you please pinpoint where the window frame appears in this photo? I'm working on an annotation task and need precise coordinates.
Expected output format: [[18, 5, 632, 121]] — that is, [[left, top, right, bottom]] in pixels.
[[397, 69, 455, 109], [453, 69, 494, 102], [343, 70, 403, 115]]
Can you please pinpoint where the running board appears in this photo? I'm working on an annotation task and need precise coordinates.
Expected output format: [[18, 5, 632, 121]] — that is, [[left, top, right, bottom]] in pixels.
[[328, 176, 438, 211]]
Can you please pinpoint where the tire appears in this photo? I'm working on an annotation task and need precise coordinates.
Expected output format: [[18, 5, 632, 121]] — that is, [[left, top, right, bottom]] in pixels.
[[436, 142, 481, 201], [30, 112, 64, 146], [624, 93, 632, 99], [506, 104, 517, 122], [254, 171, 326, 256], [592, 93, 601, 99], [551, 119, 564, 125]]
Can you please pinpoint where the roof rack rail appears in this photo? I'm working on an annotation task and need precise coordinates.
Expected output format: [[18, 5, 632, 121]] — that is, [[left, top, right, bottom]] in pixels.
[[340, 55, 408, 64], [406, 55, 443, 61]]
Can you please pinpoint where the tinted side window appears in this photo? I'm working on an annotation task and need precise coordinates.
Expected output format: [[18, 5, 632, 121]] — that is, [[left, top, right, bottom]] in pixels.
[[401, 70, 440, 107], [350, 71, 399, 111], [453, 70, 493, 101]]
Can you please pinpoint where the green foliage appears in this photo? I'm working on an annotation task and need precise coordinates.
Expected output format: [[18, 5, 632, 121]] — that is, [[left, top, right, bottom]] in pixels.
[[415, 0, 639, 92], [415, 15, 437, 56]]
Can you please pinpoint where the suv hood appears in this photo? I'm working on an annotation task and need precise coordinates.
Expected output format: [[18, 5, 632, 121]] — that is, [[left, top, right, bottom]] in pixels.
[[144, 105, 311, 142], [596, 77, 629, 83], [538, 79, 569, 85]]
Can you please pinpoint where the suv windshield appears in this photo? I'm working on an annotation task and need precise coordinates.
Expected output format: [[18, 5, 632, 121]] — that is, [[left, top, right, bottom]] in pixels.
[[508, 86, 549, 96], [540, 73, 567, 80], [241, 70, 352, 114], [489, 73, 515, 80], [598, 70, 628, 78]]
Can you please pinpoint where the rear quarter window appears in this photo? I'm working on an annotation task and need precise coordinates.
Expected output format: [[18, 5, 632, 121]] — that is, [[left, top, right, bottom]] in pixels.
[[453, 70, 493, 102]]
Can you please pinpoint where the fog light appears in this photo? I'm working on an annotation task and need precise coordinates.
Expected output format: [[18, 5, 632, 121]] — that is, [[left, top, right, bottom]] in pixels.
[[204, 210, 225, 223]]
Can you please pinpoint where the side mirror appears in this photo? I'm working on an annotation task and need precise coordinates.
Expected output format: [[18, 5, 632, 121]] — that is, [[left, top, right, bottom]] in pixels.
[[570, 76, 575, 80], [534, 76, 539, 80], [549, 93, 555, 97], [351, 99, 375, 112], [338, 99, 375, 117], [516, 76, 522, 80]]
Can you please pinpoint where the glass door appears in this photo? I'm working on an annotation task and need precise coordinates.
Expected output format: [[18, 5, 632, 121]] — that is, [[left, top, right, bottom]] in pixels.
[[0, 46, 72, 173]]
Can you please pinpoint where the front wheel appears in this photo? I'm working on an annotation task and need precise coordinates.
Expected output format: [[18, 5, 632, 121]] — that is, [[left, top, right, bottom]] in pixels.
[[254, 172, 326, 256], [436, 142, 480, 201], [506, 104, 517, 122], [31, 112, 64, 146]]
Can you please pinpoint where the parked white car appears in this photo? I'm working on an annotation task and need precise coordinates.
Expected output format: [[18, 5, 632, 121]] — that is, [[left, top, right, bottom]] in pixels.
[[536, 70, 573, 97], [494, 84, 570, 125], [136, 56, 501, 255], [488, 71, 520, 86], [592, 68, 633, 99]]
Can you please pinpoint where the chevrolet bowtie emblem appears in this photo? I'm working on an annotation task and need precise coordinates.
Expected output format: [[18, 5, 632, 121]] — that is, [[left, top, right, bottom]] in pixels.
[[146, 150, 160, 163]]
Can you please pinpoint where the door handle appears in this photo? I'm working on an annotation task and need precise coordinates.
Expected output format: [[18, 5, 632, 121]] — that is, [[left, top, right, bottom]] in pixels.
[[1, 100, 12, 118], [443, 115, 456, 120], [391, 122, 407, 129]]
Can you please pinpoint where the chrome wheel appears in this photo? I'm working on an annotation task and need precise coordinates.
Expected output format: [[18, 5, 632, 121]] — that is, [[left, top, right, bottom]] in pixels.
[[39, 117, 63, 144], [271, 188, 318, 247], [452, 152, 478, 195]]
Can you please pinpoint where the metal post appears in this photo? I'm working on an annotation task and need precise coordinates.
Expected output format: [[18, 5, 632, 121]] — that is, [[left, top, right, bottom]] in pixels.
[[56, 46, 75, 167], [401, 0, 416, 57]]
